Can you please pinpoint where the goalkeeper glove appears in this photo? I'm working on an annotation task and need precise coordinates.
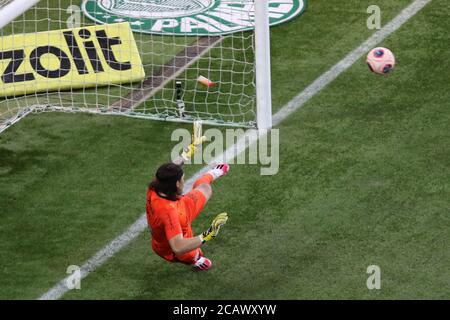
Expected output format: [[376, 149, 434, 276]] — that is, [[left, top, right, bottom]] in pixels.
[[181, 135, 207, 162], [200, 212, 228, 243]]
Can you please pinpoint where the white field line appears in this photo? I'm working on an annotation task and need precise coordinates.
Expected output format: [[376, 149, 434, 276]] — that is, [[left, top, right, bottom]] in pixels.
[[38, 0, 432, 300]]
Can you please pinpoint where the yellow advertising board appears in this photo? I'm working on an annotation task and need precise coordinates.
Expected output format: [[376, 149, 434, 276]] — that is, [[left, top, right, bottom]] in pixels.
[[0, 22, 145, 97]]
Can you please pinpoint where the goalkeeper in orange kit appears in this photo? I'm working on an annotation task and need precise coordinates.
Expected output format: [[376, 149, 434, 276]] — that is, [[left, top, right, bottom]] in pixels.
[[145, 131, 229, 270]]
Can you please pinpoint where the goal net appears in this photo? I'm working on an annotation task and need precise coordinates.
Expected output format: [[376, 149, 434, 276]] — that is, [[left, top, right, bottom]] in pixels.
[[0, 0, 284, 133], [0, 0, 15, 9]]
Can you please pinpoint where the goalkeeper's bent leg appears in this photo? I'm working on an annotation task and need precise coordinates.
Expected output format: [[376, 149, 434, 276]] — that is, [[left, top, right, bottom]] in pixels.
[[174, 249, 212, 270], [175, 248, 202, 264], [192, 164, 230, 189], [182, 189, 207, 222]]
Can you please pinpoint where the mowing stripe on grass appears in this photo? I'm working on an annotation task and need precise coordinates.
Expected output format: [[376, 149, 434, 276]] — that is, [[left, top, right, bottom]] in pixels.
[[38, 0, 432, 300]]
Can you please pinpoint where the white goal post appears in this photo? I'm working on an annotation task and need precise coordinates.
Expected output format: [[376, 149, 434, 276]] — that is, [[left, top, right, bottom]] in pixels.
[[0, 0, 275, 132], [0, 0, 40, 30], [255, 0, 273, 131]]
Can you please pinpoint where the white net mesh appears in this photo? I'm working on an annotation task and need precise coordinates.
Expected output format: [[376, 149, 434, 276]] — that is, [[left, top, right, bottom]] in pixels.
[[0, 0, 258, 132], [0, 0, 15, 9]]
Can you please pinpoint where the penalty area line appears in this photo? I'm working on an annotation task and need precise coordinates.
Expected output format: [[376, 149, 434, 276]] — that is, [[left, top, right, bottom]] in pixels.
[[38, 0, 432, 300]]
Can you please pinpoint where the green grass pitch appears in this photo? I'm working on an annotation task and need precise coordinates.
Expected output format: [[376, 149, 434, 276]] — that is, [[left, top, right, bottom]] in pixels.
[[1, 0, 450, 299]]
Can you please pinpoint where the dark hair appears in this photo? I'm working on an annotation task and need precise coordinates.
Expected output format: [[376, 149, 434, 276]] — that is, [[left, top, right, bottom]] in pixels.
[[149, 163, 184, 201]]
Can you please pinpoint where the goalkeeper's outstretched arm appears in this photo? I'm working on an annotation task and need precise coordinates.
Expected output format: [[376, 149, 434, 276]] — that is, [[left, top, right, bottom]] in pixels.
[[169, 233, 204, 255], [168, 212, 229, 255], [172, 122, 207, 166]]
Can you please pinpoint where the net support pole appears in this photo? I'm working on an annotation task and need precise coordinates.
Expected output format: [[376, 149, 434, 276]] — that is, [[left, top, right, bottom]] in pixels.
[[255, 0, 273, 130], [0, 0, 41, 30]]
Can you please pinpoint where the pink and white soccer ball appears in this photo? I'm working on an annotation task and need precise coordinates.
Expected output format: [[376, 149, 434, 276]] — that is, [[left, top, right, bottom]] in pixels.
[[367, 47, 396, 74]]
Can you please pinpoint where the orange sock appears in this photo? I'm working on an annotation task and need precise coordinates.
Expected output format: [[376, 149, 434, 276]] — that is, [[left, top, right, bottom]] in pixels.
[[193, 173, 214, 188]]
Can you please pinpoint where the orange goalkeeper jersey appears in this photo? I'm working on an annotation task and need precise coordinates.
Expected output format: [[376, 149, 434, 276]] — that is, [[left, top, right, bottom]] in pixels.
[[146, 187, 206, 262]]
